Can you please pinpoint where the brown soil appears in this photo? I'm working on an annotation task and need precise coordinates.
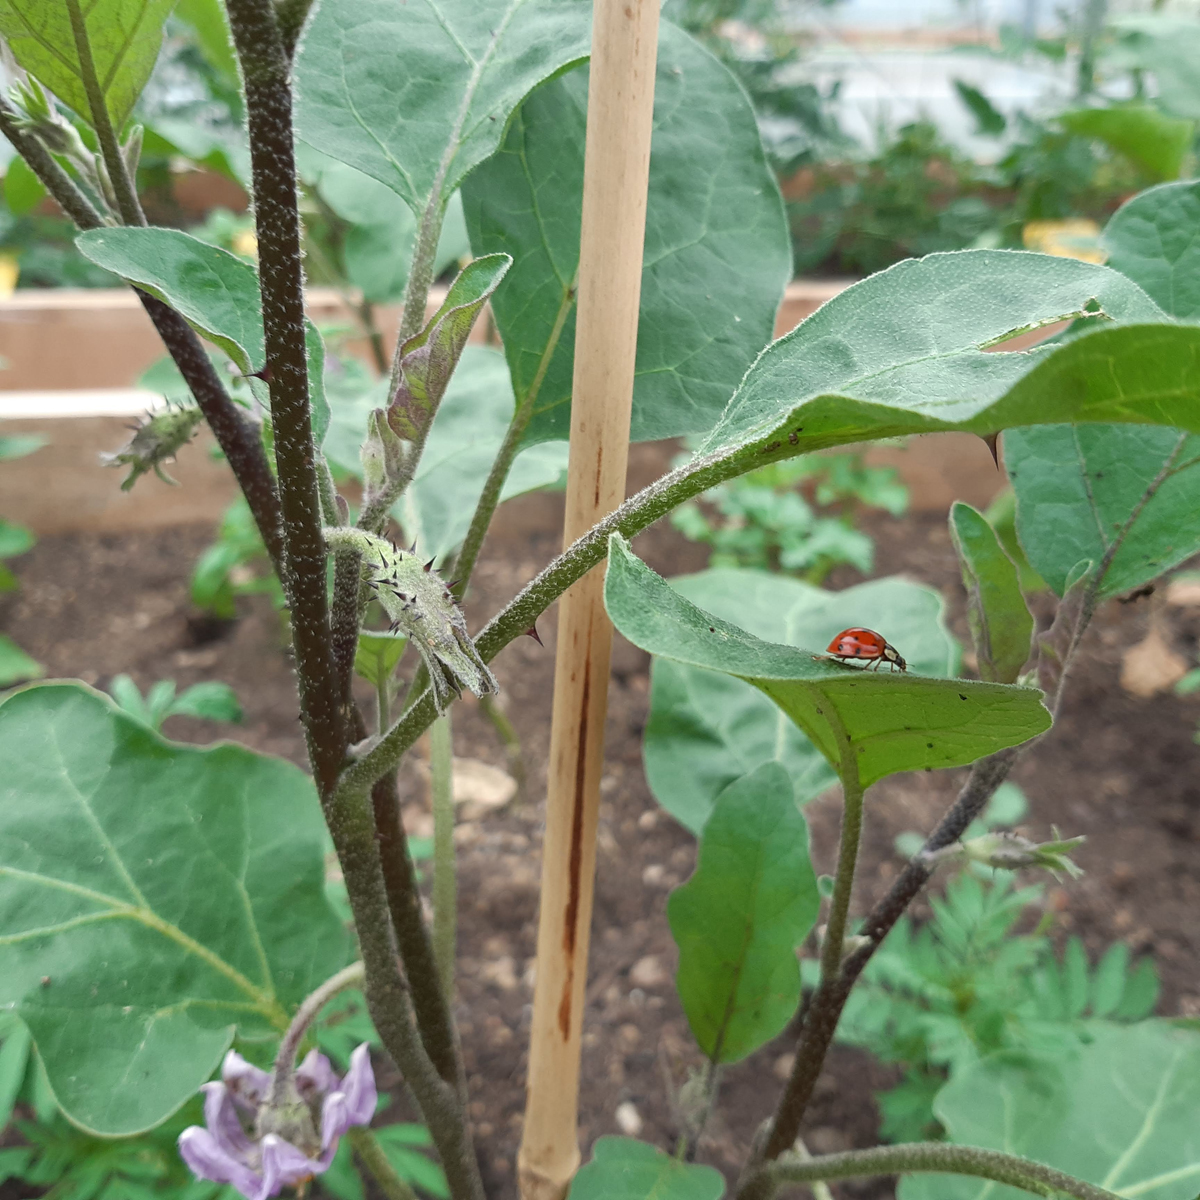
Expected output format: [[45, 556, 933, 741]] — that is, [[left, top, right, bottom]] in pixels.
[[2, 489, 1198, 1200]]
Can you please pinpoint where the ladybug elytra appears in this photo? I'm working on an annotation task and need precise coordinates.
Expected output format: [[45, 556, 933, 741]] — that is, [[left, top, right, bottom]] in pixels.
[[826, 627, 907, 672]]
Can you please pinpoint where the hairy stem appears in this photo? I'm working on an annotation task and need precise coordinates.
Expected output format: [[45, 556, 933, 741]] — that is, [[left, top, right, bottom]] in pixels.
[[346, 1127, 418, 1200], [269, 961, 365, 1107], [66, 0, 145, 226], [764, 1143, 1119, 1200], [758, 722, 864, 1166], [324, 781, 481, 1200], [274, 0, 315, 58], [370, 772, 464, 1089], [449, 274, 576, 597], [430, 713, 456, 998], [226, 0, 344, 795]]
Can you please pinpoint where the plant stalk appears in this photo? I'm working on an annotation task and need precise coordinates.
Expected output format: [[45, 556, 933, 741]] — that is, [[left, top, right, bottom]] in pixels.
[[346, 1126, 418, 1200], [225, 0, 345, 796], [430, 713, 457, 998], [370, 772, 465, 1090], [763, 1143, 1120, 1200], [269, 961, 365, 1107], [65, 0, 145, 226]]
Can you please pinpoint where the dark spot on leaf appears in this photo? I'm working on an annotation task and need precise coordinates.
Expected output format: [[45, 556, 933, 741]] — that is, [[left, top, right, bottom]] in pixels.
[[709, 626, 715, 632], [927, 742, 933, 748], [959, 693, 968, 701]]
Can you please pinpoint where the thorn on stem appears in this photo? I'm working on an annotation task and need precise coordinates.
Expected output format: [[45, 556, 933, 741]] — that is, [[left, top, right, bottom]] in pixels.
[[525, 624, 544, 646]]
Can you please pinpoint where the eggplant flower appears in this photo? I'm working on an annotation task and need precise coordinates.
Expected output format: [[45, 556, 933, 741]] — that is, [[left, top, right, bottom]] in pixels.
[[178, 1044, 376, 1200]]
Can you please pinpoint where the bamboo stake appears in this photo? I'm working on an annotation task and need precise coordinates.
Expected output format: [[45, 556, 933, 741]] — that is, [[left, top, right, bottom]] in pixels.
[[518, 2, 660, 1197]]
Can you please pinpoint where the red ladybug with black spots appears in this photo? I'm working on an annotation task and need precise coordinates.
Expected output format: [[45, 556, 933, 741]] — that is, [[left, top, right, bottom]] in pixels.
[[826, 627, 907, 672]]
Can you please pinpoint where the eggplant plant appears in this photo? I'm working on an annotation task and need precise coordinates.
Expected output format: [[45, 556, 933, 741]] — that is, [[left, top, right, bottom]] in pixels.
[[0, 1, 1199, 1199]]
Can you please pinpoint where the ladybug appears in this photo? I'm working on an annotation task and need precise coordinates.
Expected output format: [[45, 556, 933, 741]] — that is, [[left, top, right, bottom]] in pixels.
[[826, 627, 907, 672]]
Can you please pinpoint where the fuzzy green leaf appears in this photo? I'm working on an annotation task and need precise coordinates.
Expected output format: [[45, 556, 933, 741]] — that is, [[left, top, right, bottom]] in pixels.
[[605, 536, 1051, 791], [949, 502, 1033, 683], [700, 251, 1171, 460], [900, 1022, 1200, 1200], [0, 683, 350, 1136], [0, 0, 172, 129], [463, 21, 791, 443], [387, 255, 511, 441], [668, 762, 819, 1063], [1060, 105, 1193, 182], [569, 1137, 725, 1200], [1006, 423, 1200, 599], [643, 570, 958, 833], [75, 228, 331, 443], [293, 0, 592, 219], [1104, 180, 1200, 319]]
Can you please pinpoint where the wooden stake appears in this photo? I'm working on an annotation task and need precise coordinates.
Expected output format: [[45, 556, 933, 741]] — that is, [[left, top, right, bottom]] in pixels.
[[518, 2, 660, 1197]]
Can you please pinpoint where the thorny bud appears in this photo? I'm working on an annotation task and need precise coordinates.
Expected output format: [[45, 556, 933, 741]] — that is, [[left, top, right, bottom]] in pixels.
[[324, 527, 499, 713], [956, 828, 1085, 880], [179, 1045, 376, 1200], [101, 403, 204, 490]]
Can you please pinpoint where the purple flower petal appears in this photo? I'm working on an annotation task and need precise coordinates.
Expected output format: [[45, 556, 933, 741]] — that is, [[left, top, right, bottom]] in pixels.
[[222, 1050, 269, 1113], [341, 1044, 378, 1127], [179, 1126, 263, 1200], [295, 1048, 338, 1103], [202, 1082, 255, 1160], [257, 1134, 324, 1200]]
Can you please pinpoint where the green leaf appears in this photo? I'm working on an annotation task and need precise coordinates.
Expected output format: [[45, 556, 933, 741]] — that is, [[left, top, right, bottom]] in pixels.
[[604, 536, 1052, 791], [464, 22, 791, 444], [168, 682, 243, 725], [1062, 937, 1090, 1020], [387, 254, 512, 441], [0, 635, 43, 686], [108, 673, 153, 725], [0, 1018, 32, 1130], [0, 519, 35, 559], [668, 762, 819, 1063], [949, 502, 1033, 684], [1060, 105, 1194, 182], [1090, 943, 1130, 1019], [1006, 423, 1200, 599], [372, 1125, 449, 1199], [353, 631, 408, 690], [1104, 180, 1200, 320], [643, 570, 959, 833], [1110, 16, 1200, 121], [324, 346, 568, 562], [568, 1137, 725, 1200], [74, 228, 331, 443], [1115, 957, 1160, 1020], [0, 683, 350, 1135], [953, 79, 1006, 136], [0, 0, 173, 129], [899, 1022, 1200, 1200], [4, 154, 46, 216], [293, 0, 592, 218], [174, 0, 238, 88], [699, 250, 1170, 461]]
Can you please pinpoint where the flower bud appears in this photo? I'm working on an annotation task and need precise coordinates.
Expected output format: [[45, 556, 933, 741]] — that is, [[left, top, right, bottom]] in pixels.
[[324, 527, 499, 712], [960, 828, 1084, 880], [101, 404, 204, 491]]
